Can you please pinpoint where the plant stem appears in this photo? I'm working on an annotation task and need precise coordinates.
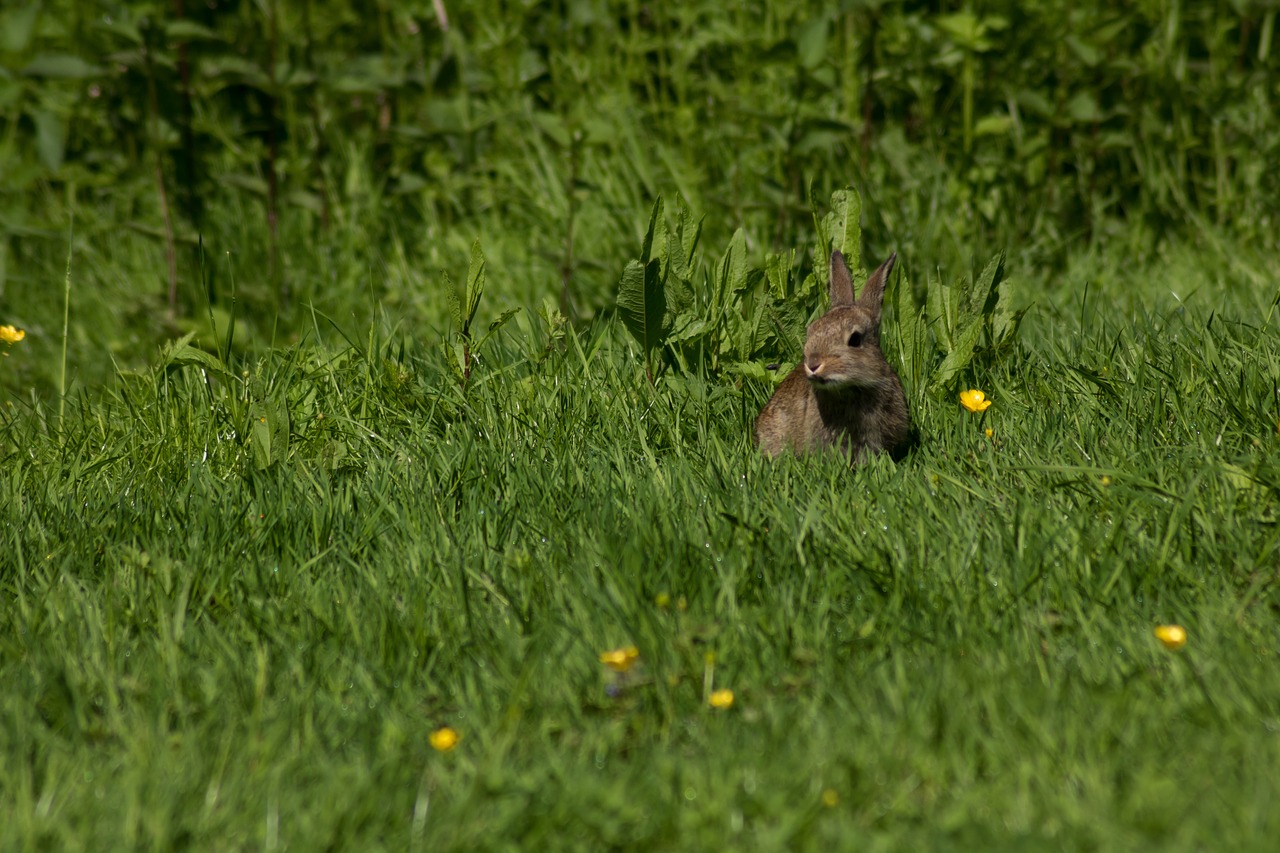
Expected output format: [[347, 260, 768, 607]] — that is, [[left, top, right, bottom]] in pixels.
[[59, 215, 73, 425]]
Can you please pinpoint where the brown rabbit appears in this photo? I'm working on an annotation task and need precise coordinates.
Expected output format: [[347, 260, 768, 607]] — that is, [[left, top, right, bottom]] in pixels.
[[755, 250, 909, 463]]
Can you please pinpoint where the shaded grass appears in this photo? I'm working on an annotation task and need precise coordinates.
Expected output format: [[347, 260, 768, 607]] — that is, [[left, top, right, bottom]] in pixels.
[[3, 260, 1280, 849]]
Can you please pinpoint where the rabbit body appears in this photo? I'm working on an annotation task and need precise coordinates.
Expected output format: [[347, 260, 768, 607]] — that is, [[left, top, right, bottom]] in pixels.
[[755, 251, 909, 463]]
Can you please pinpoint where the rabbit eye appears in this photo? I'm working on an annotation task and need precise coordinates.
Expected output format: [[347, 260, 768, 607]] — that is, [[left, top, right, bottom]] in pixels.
[[847, 331, 863, 348]]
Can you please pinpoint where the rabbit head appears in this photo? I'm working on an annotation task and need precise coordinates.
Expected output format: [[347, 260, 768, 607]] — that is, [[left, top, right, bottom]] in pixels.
[[801, 251, 897, 390]]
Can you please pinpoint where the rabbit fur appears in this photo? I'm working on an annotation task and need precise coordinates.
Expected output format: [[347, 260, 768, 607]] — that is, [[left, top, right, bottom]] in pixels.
[[754, 250, 909, 463]]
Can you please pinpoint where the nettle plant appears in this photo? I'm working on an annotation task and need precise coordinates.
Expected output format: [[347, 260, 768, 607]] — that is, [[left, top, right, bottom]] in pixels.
[[615, 188, 1025, 399]]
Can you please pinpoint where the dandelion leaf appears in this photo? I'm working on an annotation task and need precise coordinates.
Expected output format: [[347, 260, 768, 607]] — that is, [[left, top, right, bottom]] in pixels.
[[617, 258, 666, 354], [928, 316, 983, 397]]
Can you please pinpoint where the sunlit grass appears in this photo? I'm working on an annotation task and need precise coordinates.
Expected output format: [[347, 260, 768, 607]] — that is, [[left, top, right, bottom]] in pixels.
[[3, 248, 1280, 847]]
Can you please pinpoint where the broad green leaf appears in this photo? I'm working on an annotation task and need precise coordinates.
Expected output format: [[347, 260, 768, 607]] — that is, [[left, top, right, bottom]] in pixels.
[[974, 114, 1013, 136], [926, 274, 956, 352], [678, 200, 702, 270], [446, 341, 467, 382], [22, 54, 103, 78], [160, 331, 234, 381], [1015, 87, 1055, 118], [765, 251, 792, 300], [444, 270, 462, 330], [1067, 91, 1102, 123], [726, 361, 775, 383], [990, 277, 1028, 350], [831, 188, 862, 276], [722, 228, 749, 297], [969, 250, 1006, 319], [640, 196, 664, 267], [1065, 35, 1102, 67], [32, 109, 66, 172], [929, 316, 983, 396], [1, 5, 40, 53], [891, 266, 923, 392], [667, 316, 710, 345], [1220, 463, 1263, 496], [742, 286, 777, 358], [809, 184, 826, 257], [318, 439, 348, 471], [249, 399, 289, 469], [617, 258, 665, 354], [666, 230, 688, 283], [464, 240, 486, 332], [164, 20, 223, 42], [665, 275, 693, 320], [936, 12, 988, 51], [98, 19, 144, 44], [795, 18, 829, 70], [199, 56, 271, 90]]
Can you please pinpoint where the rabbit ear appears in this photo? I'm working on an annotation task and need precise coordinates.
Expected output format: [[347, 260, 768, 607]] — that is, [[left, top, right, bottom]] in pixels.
[[857, 253, 897, 321], [829, 250, 855, 306]]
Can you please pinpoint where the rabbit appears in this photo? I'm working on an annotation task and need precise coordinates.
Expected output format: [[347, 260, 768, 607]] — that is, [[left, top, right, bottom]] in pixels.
[[755, 250, 910, 463]]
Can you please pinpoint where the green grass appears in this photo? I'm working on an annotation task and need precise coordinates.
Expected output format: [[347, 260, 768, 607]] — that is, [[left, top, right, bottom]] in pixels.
[[4, 3, 1279, 846], [4, 238, 1280, 849]]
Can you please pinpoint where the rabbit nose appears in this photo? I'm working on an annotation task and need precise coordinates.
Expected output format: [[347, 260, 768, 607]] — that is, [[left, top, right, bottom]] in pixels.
[[804, 360, 823, 377]]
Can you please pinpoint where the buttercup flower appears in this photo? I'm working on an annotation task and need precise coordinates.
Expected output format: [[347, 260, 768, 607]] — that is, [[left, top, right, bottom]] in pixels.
[[960, 389, 992, 412], [429, 726, 460, 752], [821, 789, 840, 808], [0, 325, 25, 344], [599, 645, 640, 673], [1154, 625, 1187, 651], [708, 688, 734, 709], [984, 428, 993, 438]]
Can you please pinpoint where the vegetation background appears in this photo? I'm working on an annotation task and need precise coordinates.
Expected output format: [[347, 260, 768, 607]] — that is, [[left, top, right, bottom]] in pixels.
[[3, 0, 1280, 849]]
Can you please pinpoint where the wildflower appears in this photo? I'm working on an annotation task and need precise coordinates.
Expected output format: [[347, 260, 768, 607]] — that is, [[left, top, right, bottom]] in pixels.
[[821, 789, 840, 808], [708, 688, 734, 709], [655, 592, 671, 609], [1154, 625, 1187, 651], [599, 645, 640, 672], [1100, 475, 1112, 487], [959, 389, 992, 412], [429, 726, 460, 752], [0, 325, 25, 344], [984, 428, 993, 438]]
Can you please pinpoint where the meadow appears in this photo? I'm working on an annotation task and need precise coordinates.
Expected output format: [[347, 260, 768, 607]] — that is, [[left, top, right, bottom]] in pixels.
[[4, 1, 1280, 849]]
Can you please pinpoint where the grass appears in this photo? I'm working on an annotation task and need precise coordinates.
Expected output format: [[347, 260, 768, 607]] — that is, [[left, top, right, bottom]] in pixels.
[[3, 233, 1280, 849]]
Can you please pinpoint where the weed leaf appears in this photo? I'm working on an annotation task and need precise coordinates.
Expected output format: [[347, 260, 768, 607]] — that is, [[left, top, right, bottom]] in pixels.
[[617, 258, 666, 354]]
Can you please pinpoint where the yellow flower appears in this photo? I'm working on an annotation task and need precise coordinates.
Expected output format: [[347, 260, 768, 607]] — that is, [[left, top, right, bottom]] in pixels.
[[1154, 625, 1187, 651], [429, 726, 460, 752], [599, 645, 640, 672], [959, 389, 992, 412], [0, 325, 25, 344], [821, 789, 840, 808], [655, 592, 671, 609], [984, 428, 993, 438], [708, 688, 734, 709]]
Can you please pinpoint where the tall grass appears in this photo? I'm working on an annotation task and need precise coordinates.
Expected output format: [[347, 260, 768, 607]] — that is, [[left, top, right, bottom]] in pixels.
[[3, 1, 1279, 397], [3, 238, 1280, 846]]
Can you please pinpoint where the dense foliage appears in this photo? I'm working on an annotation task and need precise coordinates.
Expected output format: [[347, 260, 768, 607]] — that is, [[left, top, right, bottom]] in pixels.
[[2, 0, 1278, 394]]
